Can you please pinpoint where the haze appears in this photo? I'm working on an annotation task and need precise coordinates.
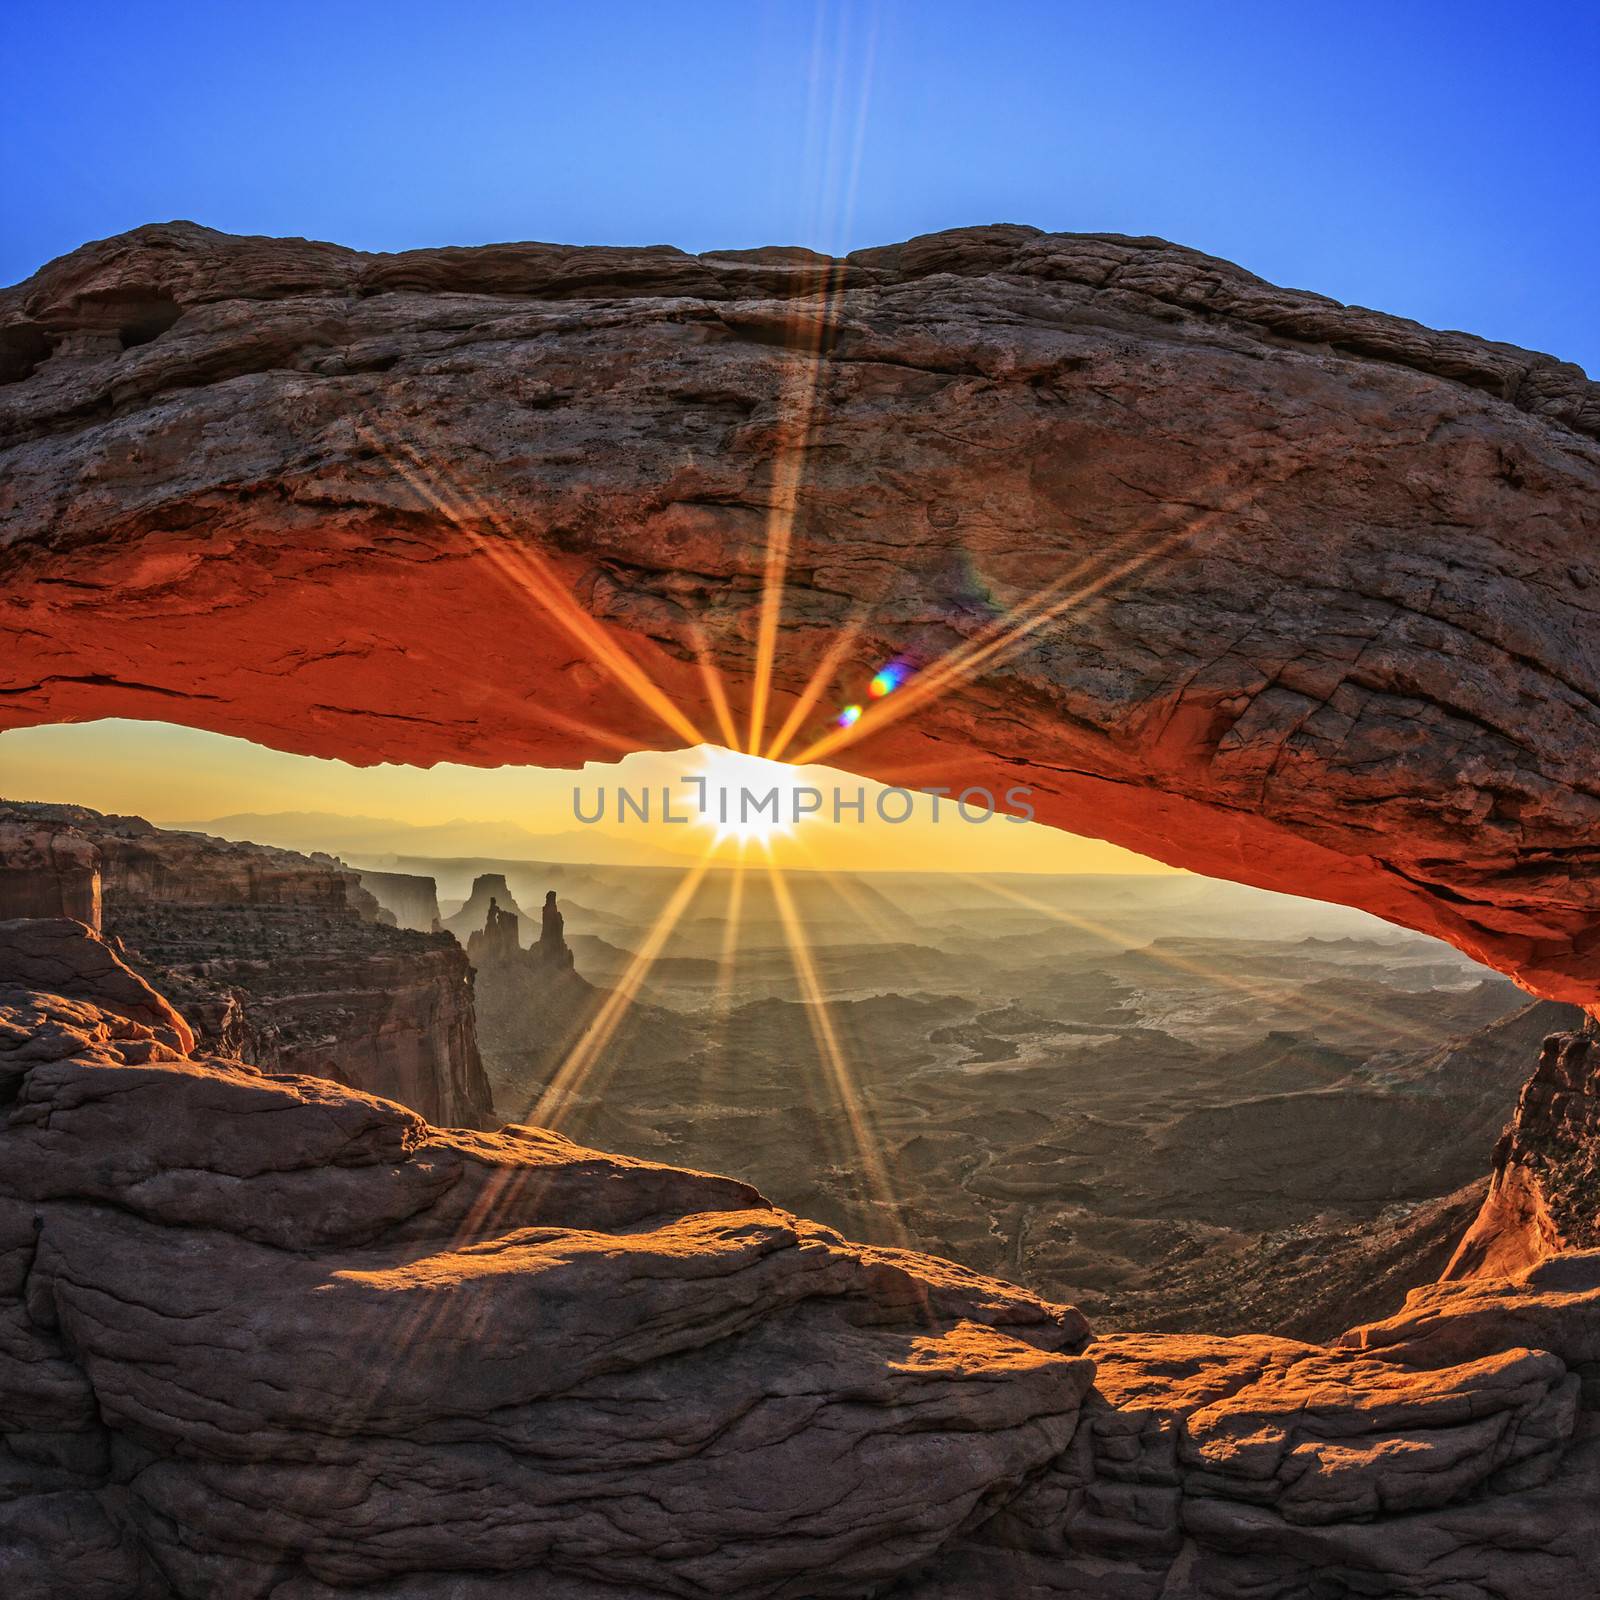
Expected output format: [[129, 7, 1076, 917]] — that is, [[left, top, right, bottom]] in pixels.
[[0, 718, 1177, 875]]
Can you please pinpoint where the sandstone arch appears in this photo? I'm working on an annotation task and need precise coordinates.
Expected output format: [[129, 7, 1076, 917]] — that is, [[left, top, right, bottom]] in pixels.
[[3, 223, 1599, 1002]]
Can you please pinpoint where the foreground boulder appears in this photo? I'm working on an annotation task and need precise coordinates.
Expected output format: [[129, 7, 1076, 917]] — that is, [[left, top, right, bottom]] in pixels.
[[0, 921, 1093, 1598], [3, 922, 1600, 1597]]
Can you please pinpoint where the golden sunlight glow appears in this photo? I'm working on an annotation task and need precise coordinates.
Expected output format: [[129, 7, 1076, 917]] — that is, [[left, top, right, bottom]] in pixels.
[[962, 874, 1440, 1050], [692, 747, 810, 844], [764, 853, 912, 1250], [362, 423, 708, 751]]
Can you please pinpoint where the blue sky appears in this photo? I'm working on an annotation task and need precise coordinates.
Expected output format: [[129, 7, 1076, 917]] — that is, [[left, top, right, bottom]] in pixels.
[[4, 1, 1596, 370]]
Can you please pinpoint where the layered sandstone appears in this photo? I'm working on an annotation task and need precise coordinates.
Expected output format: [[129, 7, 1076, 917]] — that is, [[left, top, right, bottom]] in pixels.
[[0, 802, 495, 1127], [1446, 1024, 1600, 1282], [0, 813, 101, 927], [3, 923, 1600, 1599], [2, 224, 1599, 1001]]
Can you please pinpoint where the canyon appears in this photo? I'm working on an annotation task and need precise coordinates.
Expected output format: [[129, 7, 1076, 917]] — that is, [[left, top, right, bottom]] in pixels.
[[411, 857, 1574, 1339], [2, 220, 1600, 1595], [0, 801, 494, 1127]]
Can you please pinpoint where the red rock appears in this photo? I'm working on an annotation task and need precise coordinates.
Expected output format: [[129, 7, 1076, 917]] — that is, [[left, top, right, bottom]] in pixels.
[[2, 224, 1598, 1003]]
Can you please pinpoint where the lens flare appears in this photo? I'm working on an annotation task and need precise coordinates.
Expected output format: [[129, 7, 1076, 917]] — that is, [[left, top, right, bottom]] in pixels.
[[837, 703, 863, 727], [868, 661, 908, 698]]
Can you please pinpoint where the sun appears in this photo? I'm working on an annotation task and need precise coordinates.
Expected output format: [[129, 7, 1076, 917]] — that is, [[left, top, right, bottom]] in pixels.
[[691, 746, 810, 845]]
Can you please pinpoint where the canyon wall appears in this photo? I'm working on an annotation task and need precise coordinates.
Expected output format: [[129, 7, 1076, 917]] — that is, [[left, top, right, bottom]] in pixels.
[[357, 868, 443, 931], [1447, 1024, 1600, 1282], [0, 801, 495, 1127], [0, 813, 101, 927], [2, 224, 1599, 1002]]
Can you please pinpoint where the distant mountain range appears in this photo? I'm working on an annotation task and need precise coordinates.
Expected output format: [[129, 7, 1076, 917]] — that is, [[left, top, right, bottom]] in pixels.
[[162, 810, 702, 869]]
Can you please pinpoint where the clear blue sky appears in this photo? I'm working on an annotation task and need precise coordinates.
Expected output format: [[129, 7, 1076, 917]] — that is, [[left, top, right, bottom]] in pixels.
[[4, 1, 1596, 372]]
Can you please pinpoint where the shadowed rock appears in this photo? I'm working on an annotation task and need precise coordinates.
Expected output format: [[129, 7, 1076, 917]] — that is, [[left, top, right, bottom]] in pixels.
[[3, 926, 1600, 1596], [356, 870, 443, 933], [1446, 1026, 1600, 1282], [0, 915, 192, 1052], [1, 924, 1093, 1598], [444, 875, 524, 949], [0, 801, 495, 1127]]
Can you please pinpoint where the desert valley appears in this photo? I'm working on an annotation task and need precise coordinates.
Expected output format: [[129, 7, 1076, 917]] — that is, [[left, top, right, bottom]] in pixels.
[[17, 796, 1571, 1340]]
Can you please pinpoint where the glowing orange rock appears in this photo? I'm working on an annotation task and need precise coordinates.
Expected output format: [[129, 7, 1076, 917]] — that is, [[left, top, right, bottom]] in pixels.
[[2, 222, 1598, 1005]]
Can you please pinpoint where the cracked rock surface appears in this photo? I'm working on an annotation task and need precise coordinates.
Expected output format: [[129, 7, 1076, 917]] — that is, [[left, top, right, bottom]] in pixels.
[[2, 224, 1599, 1001], [3, 922, 1600, 1598], [1446, 1027, 1600, 1282], [1, 921, 1094, 1599]]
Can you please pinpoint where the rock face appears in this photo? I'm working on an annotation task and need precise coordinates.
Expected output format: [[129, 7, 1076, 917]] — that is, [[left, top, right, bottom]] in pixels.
[[444, 873, 523, 947], [0, 924, 1095, 1599], [466, 893, 595, 1099], [0, 915, 192, 1050], [1447, 1024, 1600, 1282], [0, 813, 101, 927], [0, 802, 495, 1128], [357, 868, 442, 931], [3, 924, 1600, 1599], [3, 224, 1600, 1002], [7, 220, 1600, 1591]]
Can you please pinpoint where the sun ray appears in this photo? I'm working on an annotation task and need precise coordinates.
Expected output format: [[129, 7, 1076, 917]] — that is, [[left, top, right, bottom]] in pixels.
[[531, 850, 718, 1129], [789, 510, 1217, 769], [961, 873, 1441, 1050], [745, 454, 801, 755], [688, 622, 744, 753], [762, 610, 869, 763], [742, 250, 857, 756], [764, 853, 912, 1250], [790, 847, 949, 996], [357, 420, 708, 749], [711, 840, 750, 1018]]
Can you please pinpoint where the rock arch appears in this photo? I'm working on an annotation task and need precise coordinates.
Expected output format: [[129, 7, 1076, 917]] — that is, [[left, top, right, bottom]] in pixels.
[[3, 223, 1599, 1002]]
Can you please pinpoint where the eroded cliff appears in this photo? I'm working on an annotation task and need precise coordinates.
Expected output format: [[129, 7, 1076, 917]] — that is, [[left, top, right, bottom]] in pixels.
[[1447, 1022, 1600, 1282], [0, 801, 495, 1127]]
